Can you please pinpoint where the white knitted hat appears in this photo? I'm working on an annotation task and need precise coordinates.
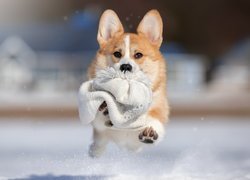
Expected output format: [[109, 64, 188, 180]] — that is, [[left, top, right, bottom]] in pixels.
[[78, 67, 152, 130]]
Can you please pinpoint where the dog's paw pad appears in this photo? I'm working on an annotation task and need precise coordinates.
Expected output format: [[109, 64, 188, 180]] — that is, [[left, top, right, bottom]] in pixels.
[[98, 101, 109, 116], [139, 127, 158, 144]]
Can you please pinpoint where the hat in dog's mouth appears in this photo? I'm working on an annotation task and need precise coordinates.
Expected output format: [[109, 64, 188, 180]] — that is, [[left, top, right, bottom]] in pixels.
[[93, 67, 152, 129], [78, 66, 152, 130]]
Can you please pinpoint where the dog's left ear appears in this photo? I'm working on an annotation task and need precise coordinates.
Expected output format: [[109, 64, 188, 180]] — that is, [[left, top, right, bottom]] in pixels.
[[137, 10, 163, 48]]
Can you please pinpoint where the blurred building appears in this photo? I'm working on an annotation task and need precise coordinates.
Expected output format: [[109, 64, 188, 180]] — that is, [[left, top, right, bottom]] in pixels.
[[0, 36, 35, 91], [166, 53, 206, 93], [210, 39, 250, 93], [0, 36, 94, 93]]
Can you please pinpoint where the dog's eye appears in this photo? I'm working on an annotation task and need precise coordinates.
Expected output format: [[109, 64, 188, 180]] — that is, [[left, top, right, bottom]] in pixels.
[[134, 52, 143, 59], [113, 51, 122, 58]]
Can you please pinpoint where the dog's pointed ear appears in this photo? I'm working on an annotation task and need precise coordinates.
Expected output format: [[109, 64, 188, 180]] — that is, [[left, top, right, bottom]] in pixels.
[[97, 10, 124, 47], [137, 10, 163, 48]]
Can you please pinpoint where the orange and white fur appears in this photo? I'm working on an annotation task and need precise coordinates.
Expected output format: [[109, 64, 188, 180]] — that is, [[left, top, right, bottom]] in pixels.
[[87, 9, 169, 157]]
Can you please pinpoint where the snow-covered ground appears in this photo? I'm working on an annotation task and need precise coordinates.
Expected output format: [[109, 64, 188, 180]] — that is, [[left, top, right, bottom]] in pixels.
[[0, 117, 250, 180]]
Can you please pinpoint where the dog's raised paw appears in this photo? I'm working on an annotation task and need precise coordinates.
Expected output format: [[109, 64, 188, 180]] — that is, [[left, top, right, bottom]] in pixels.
[[98, 101, 109, 116], [139, 127, 158, 144]]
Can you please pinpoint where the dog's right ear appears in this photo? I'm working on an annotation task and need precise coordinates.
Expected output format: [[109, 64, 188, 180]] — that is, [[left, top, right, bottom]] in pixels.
[[97, 10, 124, 47]]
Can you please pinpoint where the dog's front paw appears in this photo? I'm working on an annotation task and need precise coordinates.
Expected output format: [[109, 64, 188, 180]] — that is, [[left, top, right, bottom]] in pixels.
[[98, 101, 109, 116], [139, 127, 158, 144]]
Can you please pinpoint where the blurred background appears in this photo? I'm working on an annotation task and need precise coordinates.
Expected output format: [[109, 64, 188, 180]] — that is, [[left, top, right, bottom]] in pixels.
[[0, 0, 250, 179], [0, 0, 249, 117]]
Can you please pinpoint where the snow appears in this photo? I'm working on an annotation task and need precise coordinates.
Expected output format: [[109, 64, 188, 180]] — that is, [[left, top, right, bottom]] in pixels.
[[0, 117, 250, 180]]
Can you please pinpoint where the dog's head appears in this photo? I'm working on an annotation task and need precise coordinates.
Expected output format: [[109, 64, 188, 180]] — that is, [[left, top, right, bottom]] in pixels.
[[96, 9, 165, 84]]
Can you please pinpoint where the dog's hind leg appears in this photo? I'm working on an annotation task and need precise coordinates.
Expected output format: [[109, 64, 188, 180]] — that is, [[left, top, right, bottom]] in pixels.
[[89, 128, 109, 158]]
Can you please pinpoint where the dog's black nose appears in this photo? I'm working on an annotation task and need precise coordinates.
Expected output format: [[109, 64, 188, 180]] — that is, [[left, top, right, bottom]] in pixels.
[[120, 64, 132, 72]]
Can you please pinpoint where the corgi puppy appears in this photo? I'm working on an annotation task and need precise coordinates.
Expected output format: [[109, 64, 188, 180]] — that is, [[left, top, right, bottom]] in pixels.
[[87, 9, 169, 157]]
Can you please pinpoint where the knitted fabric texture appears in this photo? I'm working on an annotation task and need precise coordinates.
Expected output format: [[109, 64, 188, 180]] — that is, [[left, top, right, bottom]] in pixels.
[[78, 67, 152, 129]]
